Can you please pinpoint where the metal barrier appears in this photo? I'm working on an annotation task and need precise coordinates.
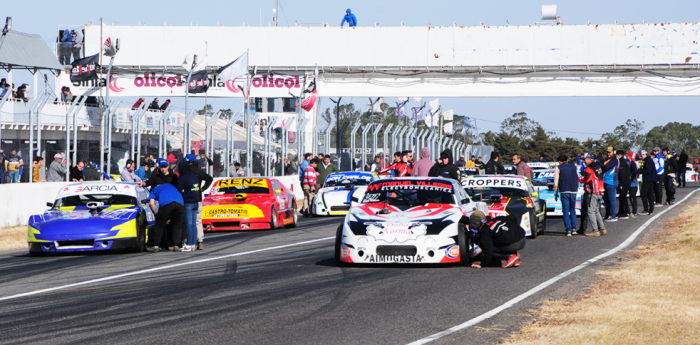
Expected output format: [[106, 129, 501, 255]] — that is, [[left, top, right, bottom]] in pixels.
[[184, 109, 197, 155], [349, 121, 361, 168], [361, 124, 372, 167], [312, 119, 324, 156], [371, 123, 381, 162], [263, 116, 277, 177], [281, 115, 293, 174], [159, 106, 175, 158], [296, 117, 309, 161], [134, 105, 148, 168], [28, 93, 50, 184], [324, 117, 336, 156], [204, 110, 222, 175], [131, 102, 146, 166], [103, 100, 122, 178], [224, 111, 243, 177], [382, 123, 394, 168], [246, 113, 260, 173]]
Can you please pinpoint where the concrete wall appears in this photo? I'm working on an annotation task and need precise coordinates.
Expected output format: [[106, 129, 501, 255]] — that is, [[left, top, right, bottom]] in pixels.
[[1, 176, 303, 227], [0, 182, 72, 227]]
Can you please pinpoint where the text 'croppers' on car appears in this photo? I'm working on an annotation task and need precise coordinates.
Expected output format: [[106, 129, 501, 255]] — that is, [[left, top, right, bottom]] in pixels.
[[201, 177, 297, 231], [461, 175, 546, 238], [335, 178, 490, 266], [28, 182, 155, 255], [531, 169, 583, 217], [313, 172, 375, 216]]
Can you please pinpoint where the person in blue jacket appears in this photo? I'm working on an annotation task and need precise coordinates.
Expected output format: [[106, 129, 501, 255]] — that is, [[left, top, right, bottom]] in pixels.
[[601, 147, 619, 222], [341, 9, 357, 28]]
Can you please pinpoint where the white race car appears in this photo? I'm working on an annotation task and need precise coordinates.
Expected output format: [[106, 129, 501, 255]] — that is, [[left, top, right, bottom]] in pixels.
[[335, 177, 490, 265], [527, 162, 551, 172], [313, 172, 375, 216]]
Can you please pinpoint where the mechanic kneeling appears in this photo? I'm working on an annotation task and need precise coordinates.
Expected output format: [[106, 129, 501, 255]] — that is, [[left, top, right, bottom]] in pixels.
[[147, 183, 185, 252], [469, 211, 526, 268]]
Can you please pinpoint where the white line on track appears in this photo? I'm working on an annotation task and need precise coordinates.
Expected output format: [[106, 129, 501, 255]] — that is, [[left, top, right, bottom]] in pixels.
[[0, 237, 334, 302], [407, 188, 700, 345]]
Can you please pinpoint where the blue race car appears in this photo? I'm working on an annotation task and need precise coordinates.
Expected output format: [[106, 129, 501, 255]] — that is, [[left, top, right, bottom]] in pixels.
[[312, 172, 375, 216], [28, 182, 155, 255], [531, 169, 583, 216]]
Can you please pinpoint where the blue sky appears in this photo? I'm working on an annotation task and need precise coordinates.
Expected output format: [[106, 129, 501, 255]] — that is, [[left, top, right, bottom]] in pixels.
[[3, 0, 700, 140]]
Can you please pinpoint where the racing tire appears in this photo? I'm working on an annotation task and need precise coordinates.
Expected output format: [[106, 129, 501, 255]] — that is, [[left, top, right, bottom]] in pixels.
[[457, 222, 471, 266], [29, 251, 47, 257], [526, 209, 538, 239], [130, 222, 146, 253], [269, 206, 278, 229], [334, 224, 348, 267], [538, 205, 547, 236], [285, 206, 298, 228]]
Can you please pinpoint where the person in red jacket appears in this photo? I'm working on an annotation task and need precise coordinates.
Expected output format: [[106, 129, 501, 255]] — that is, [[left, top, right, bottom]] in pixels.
[[579, 153, 607, 236], [379, 151, 411, 177], [132, 97, 145, 109]]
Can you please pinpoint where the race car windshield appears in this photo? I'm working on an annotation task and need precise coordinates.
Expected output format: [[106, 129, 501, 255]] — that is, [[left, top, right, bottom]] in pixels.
[[54, 194, 137, 208], [531, 179, 553, 187], [324, 178, 371, 187], [465, 187, 529, 198], [215, 186, 270, 194], [361, 181, 455, 207]]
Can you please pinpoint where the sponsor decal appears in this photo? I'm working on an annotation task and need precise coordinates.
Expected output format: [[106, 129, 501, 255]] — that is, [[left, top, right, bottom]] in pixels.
[[217, 178, 268, 188], [463, 178, 524, 188], [489, 210, 507, 218], [325, 173, 374, 183], [58, 184, 135, 198], [365, 222, 428, 243], [367, 180, 453, 192], [364, 254, 425, 263], [445, 245, 460, 259], [341, 246, 350, 258], [202, 205, 264, 219], [534, 170, 555, 180]]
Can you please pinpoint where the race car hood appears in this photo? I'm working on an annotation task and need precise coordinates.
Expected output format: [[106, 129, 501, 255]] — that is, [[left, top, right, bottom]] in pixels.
[[28, 206, 139, 241], [484, 196, 531, 220], [537, 189, 560, 206], [345, 202, 464, 240]]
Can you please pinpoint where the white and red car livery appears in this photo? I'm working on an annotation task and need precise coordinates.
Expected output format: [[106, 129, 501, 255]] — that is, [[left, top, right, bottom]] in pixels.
[[335, 177, 489, 265]]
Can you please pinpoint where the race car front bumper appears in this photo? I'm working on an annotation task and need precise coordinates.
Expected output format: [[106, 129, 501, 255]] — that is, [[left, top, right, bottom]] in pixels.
[[339, 236, 466, 264], [28, 238, 135, 253], [203, 217, 273, 231]]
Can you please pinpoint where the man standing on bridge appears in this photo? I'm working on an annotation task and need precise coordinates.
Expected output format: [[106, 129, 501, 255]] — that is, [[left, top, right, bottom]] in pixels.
[[341, 9, 357, 28]]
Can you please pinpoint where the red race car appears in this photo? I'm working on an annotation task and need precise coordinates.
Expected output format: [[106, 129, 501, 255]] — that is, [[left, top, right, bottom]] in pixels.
[[202, 177, 297, 231]]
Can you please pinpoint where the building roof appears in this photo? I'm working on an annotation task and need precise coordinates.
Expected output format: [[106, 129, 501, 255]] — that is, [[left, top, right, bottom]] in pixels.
[[0, 29, 64, 70]]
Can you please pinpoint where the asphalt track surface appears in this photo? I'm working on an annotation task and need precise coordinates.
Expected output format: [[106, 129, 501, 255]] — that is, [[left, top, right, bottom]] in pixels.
[[0, 184, 697, 344]]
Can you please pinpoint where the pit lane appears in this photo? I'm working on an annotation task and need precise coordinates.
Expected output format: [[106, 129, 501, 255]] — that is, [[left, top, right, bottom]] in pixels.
[[0, 184, 696, 344]]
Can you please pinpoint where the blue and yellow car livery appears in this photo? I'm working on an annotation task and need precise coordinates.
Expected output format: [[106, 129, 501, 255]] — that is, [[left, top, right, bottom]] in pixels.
[[28, 182, 154, 255]]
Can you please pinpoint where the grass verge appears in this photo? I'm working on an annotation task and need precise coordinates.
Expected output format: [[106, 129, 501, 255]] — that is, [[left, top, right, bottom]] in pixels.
[[502, 199, 700, 345], [0, 225, 26, 251]]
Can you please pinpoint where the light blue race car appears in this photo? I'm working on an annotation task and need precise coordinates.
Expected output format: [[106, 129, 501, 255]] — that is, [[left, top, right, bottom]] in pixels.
[[531, 169, 583, 216]]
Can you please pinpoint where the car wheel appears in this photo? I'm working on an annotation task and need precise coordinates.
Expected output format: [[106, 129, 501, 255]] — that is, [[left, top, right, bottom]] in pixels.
[[285, 205, 298, 228], [538, 205, 547, 235], [269, 206, 278, 229], [457, 222, 470, 266], [131, 222, 146, 253], [526, 209, 537, 239], [29, 251, 47, 257], [334, 224, 348, 267]]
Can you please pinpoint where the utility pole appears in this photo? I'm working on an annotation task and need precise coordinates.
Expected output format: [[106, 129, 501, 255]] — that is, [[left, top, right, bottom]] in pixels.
[[330, 97, 342, 162]]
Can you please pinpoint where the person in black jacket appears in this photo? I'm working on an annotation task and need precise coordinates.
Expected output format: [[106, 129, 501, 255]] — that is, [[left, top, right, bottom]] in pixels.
[[160, 99, 171, 111], [663, 148, 678, 205], [185, 154, 213, 250], [177, 160, 201, 251], [677, 149, 688, 187], [484, 151, 505, 175], [615, 150, 632, 219], [144, 158, 179, 189], [469, 211, 526, 268], [428, 149, 460, 180], [148, 98, 160, 110], [639, 150, 658, 216]]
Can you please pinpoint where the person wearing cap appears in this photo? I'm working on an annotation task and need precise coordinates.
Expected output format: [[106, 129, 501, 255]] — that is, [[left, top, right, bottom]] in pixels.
[[120, 159, 145, 186], [468, 210, 526, 268], [601, 146, 620, 222], [147, 182, 185, 253], [662, 148, 678, 205], [184, 154, 213, 250], [47, 153, 69, 182], [627, 152, 640, 217], [429, 149, 460, 180], [579, 152, 607, 236], [652, 147, 665, 206], [160, 99, 171, 111], [145, 158, 179, 189], [639, 150, 657, 216]]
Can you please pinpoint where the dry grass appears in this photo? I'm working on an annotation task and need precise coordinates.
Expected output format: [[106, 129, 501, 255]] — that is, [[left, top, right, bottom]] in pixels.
[[502, 199, 700, 345], [0, 226, 26, 251]]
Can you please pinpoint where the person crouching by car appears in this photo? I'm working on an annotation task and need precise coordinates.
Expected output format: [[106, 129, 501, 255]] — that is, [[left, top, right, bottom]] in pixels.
[[177, 160, 201, 252], [468, 211, 526, 268], [147, 183, 185, 253]]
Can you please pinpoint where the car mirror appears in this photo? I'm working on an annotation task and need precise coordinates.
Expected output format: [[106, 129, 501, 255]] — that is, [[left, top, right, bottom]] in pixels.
[[275, 189, 281, 194], [141, 199, 149, 205], [351, 196, 359, 203], [532, 192, 538, 197], [46, 202, 53, 207], [344, 185, 355, 190], [204, 193, 209, 197], [489, 194, 503, 202], [461, 198, 470, 204]]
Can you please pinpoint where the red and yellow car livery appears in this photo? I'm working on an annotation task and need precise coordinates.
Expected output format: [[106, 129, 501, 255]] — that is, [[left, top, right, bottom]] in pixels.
[[202, 177, 297, 231]]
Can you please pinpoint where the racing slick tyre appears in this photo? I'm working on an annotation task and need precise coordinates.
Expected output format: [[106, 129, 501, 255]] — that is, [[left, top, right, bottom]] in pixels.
[[334, 224, 348, 267], [285, 207, 298, 228], [538, 205, 547, 236], [130, 222, 146, 253], [457, 222, 471, 266], [29, 250, 47, 257], [526, 209, 538, 239], [269, 206, 278, 229]]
